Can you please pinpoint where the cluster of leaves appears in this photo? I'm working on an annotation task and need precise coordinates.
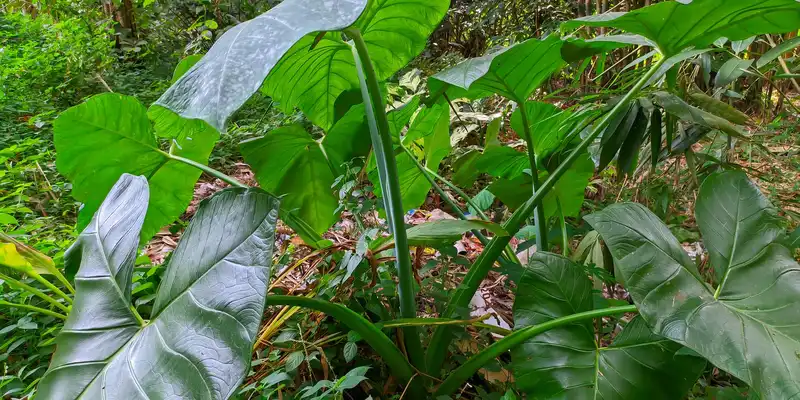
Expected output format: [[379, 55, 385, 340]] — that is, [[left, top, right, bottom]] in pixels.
[[0, 13, 114, 113]]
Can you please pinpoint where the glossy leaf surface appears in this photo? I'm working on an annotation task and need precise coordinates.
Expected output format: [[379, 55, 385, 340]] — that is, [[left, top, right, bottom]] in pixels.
[[429, 36, 565, 102], [55, 93, 218, 241], [512, 252, 705, 399], [155, 0, 368, 131], [38, 175, 280, 399], [587, 171, 800, 399], [562, 0, 800, 57], [263, 0, 449, 130]]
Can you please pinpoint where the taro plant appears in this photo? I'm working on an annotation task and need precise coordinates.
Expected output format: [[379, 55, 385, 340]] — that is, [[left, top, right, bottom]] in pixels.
[[38, 0, 800, 398], [36, 174, 280, 398]]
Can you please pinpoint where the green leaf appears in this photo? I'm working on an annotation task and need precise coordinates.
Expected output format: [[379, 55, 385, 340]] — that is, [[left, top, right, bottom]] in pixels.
[[510, 102, 573, 158], [758, 36, 800, 68], [241, 125, 338, 235], [599, 102, 639, 171], [262, 0, 449, 130], [321, 104, 371, 176], [650, 107, 662, 170], [476, 146, 529, 180], [0, 213, 17, 225], [37, 175, 280, 399], [731, 36, 755, 55], [406, 220, 508, 248], [468, 189, 494, 216], [652, 92, 747, 138], [586, 171, 800, 399], [786, 227, 800, 251], [512, 252, 705, 398], [171, 54, 204, 83], [388, 96, 421, 139], [55, 93, 218, 242], [489, 152, 593, 220], [285, 351, 305, 372], [429, 36, 565, 102], [155, 0, 368, 131], [562, 0, 800, 57], [451, 150, 482, 188], [689, 92, 750, 126], [369, 102, 451, 211], [715, 58, 753, 88], [343, 341, 358, 362], [616, 104, 649, 177]]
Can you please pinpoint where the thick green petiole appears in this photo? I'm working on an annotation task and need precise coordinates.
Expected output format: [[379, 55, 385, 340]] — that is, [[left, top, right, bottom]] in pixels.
[[347, 27, 426, 373], [425, 56, 668, 376], [435, 305, 638, 396], [518, 106, 548, 250]]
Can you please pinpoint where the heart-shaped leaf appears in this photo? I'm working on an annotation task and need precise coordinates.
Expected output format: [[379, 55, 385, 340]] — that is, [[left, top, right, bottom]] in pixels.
[[586, 171, 800, 399], [37, 174, 280, 399], [155, 0, 369, 132], [429, 36, 565, 103], [262, 0, 449, 130], [562, 0, 800, 57], [55, 93, 218, 242], [512, 252, 706, 398]]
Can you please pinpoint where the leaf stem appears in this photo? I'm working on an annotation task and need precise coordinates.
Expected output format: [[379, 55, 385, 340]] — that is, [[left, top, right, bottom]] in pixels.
[[426, 56, 668, 376], [518, 106, 548, 250], [0, 273, 70, 313], [347, 27, 426, 373], [30, 273, 73, 304], [400, 145, 521, 265], [267, 295, 423, 396], [0, 300, 67, 320], [160, 151, 248, 189], [435, 305, 638, 396]]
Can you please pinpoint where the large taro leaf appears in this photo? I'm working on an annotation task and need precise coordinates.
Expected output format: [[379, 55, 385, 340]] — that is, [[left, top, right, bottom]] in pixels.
[[586, 171, 800, 399], [241, 109, 371, 236], [510, 101, 575, 159], [262, 0, 449, 130], [512, 252, 706, 398], [55, 93, 218, 242], [368, 102, 451, 211], [241, 125, 337, 235], [562, 0, 800, 57], [429, 36, 565, 103], [37, 174, 280, 399], [155, 0, 368, 132]]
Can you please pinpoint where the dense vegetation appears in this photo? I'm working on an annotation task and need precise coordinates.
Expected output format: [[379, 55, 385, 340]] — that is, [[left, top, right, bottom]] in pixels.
[[2, 0, 800, 399]]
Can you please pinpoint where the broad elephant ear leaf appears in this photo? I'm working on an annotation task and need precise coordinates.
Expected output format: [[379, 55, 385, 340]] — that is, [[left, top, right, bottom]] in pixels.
[[55, 93, 218, 242], [562, 0, 800, 57], [429, 35, 565, 103], [368, 101, 451, 211], [38, 174, 280, 400], [512, 252, 705, 398], [510, 101, 574, 159], [155, 0, 369, 132], [241, 124, 339, 235], [586, 171, 800, 399], [262, 0, 449, 130]]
